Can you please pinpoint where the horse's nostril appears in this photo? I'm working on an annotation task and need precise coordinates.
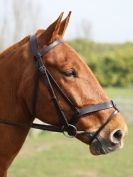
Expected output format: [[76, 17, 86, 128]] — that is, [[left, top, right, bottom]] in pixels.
[[114, 130, 123, 140], [111, 129, 123, 144]]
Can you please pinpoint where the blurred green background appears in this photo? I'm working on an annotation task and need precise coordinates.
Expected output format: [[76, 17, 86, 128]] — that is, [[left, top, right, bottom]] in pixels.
[[69, 39, 133, 87]]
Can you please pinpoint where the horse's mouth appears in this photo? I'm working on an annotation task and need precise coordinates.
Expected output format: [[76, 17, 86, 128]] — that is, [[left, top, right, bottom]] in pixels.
[[77, 131, 123, 155], [89, 137, 122, 155]]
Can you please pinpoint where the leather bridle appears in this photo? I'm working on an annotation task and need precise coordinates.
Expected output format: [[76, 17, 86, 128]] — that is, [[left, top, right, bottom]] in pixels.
[[0, 35, 119, 144], [29, 35, 119, 143]]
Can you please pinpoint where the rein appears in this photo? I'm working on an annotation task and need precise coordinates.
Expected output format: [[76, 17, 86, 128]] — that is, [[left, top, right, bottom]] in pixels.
[[0, 35, 119, 144]]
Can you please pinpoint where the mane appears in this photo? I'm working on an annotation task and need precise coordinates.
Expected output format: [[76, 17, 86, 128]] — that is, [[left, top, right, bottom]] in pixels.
[[0, 35, 30, 59], [0, 29, 45, 59]]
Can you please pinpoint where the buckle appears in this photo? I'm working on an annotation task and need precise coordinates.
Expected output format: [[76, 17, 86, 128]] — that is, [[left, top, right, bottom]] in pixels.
[[62, 124, 77, 138]]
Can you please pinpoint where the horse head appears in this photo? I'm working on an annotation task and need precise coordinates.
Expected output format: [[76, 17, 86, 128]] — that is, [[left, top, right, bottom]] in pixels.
[[21, 12, 128, 155]]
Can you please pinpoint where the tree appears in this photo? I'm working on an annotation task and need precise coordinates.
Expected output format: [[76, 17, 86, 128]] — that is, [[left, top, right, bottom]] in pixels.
[[77, 19, 92, 40], [0, 0, 43, 50], [12, 0, 42, 41], [0, 0, 11, 50], [69, 38, 133, 87]]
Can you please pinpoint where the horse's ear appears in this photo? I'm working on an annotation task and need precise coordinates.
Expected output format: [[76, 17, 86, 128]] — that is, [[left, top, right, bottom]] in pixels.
[[58, 11, 71, 37], [44, 12, 64, 44]]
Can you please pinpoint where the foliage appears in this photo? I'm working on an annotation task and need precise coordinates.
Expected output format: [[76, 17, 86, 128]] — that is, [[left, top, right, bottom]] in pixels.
[[69, 39, 133, 87]]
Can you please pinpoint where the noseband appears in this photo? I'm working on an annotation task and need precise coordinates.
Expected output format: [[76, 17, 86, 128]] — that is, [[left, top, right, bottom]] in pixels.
[[0, 35, 119, 144]]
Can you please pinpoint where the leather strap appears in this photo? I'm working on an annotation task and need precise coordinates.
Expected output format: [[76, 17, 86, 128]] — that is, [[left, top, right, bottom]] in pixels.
[[30, 35, 71, 131], [69, 100, 118, 125], [39, 39, 64, 56], [78, 100, 117, 117], [88, 110, 118, 144]]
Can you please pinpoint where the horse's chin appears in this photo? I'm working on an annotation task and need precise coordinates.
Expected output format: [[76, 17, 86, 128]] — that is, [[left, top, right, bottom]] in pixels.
[[89, 137, 122, 156], [89, 144, 112, 155]]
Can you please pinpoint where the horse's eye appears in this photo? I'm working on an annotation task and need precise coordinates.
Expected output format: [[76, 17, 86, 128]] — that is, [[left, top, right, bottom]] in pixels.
[[63, 69, 77, 77]]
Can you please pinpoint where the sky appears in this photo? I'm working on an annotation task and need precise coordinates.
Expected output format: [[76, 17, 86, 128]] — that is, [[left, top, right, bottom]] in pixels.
[[0, 0, 133, 43], [42, 0, 133, 42]]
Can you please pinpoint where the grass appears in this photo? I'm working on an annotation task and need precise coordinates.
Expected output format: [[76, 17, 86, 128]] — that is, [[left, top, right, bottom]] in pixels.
[[9, 124, 132, 177], [9, 87, 133, 177], [105, 87, 133, 122], [104, 87, 133, 98]]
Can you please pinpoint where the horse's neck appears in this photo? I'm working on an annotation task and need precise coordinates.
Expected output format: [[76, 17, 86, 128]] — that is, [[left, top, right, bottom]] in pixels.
[[0, 43, 33, 176], [0, 43, 32, 124]]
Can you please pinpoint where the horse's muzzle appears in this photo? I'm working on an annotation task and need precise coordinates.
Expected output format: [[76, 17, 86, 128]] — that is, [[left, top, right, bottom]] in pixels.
[[89, 135, 122, 155], [80, 132, 122, 155]]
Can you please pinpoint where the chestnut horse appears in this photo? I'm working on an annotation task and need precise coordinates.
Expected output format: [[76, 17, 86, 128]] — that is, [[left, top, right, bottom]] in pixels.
[[0, 12, 127, 177]]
